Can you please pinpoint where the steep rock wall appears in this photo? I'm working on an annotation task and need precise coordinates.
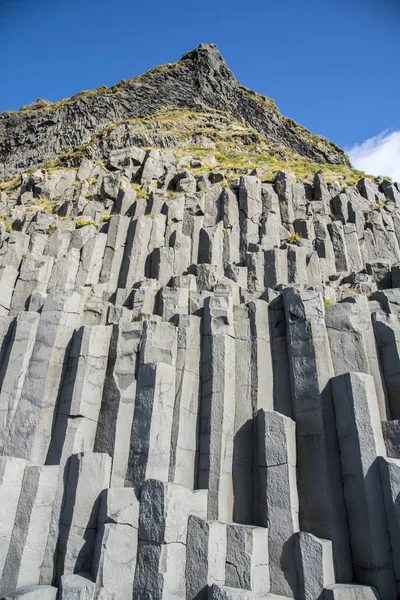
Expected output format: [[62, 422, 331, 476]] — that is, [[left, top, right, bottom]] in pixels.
[[0, 143, 400, 599]]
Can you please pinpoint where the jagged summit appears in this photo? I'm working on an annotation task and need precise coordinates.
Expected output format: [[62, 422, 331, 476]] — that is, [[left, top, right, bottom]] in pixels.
[[0, 43, 349, 181], [180, 42, 236, 82]]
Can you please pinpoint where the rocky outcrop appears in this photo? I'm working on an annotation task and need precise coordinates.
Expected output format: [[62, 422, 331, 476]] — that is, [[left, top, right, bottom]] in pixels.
[[0, 138, 399, 600], [0, 44, 348, 180], [1, 43, 400, 600]]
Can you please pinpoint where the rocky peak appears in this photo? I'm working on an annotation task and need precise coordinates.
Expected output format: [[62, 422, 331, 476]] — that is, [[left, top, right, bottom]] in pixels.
[[181, 42, 237, 84], [0, 44, 349, 181]]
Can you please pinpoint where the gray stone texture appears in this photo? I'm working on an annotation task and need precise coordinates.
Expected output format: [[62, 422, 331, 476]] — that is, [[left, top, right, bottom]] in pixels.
[[58, 452, 111, 580], [125, 321, 177, 488], [1, 291, 85, 463], [186, 516, 227, 600], [295, 533, 335, 600], [257, 409, 299, 598], [225, 524, 269, 596], [199, 294, 235, 522], [0, 464, 58, 597], [92, 488, 139, 599], [2, 46, 400, 599], [323, 585, 379, 600], [283, 288, 352, 582], [331, 372, 397, 600]]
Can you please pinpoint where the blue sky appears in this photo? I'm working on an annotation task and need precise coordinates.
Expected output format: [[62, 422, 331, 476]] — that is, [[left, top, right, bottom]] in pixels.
[[1, 0, 399, 177]]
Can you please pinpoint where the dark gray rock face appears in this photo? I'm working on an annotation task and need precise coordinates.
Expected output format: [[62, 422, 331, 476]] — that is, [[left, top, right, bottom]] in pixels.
[[0, 47, 399, 600], [0, 44, 348, 180]]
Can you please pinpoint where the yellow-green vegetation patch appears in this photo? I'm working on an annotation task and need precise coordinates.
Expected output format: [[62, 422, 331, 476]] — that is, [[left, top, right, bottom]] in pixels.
[[34, 197, 54, 212], [6, 106, 378, 194], [42, 145, 90, 172], [287, 233, 301, 244], [0, 175, 21, 193], [100, 214, 111, 222], [94, 106, 366, 186], [165, 190, 182, 200], [0, 214, 13, 232], [130, 183, 149, 199], [324, 298, 335, 307], [76, 219, 97, 229], [206, 142, 366, 185]]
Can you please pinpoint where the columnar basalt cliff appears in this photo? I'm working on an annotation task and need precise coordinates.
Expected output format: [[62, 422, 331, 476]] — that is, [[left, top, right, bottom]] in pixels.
[[1, 44, 400, 600]]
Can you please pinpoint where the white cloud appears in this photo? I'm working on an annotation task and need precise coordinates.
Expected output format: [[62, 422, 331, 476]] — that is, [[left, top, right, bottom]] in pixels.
[[347, 130, 400, 182]]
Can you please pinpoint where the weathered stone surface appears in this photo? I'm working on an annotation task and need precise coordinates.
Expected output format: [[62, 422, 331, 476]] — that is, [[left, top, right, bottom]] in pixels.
[[58, 325, 112, 421], [2, 585, 58, 600], [119, 215, 153, 288], [95, 322, 143, 487], [232, 304, 253, 524], [328, 221, 349, 272], [295, 532, 335, 600], [58, 452, 111, 579], [379, 457, 400, 590], [170, 315, 201, 488], [267, 293, 292, 417], [287, 245, 308, 285], [0, 266, 19, 315], [238, 177, 262, 260], [99, 215, 130, 294], [372, 311, 400, 419], [76, 233, 107, 287], [0, 312, 40, 446], [125, 322, 177, 487], [0, 457, 28, 583], [0, 232, 29, 271], [93, 488, 139, 599], [313, 215, 336, 278], [133, 479, 196, 600], [40, 413, 99, 584], [248, 299, 274, 413], [2, 291, 85, 463], [47, 249, 80, 293], [323, 584, 379, 600], [264, 248, 288, 289], [186, 517, 227, 599], [326, 297, 388, 420], [382, 420, 400, 458], [275, 171, 295, 228], [206, 584, 252, 599], [59, 574, 96, 600], [199, 294, 235, 522], [11, 254, 54, 313], [0, 464, 58, 597], [332, 372, 397, 599], [283, 288, 352, 582], [225, 523, 269, 596], [257, 410, 298, 598]]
